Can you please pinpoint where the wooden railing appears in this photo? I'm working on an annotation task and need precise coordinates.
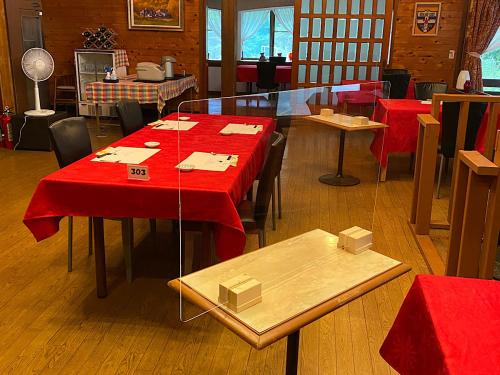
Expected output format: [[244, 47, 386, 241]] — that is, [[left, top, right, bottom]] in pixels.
[[410, 114, 440, 235], [410, 94, 500, 276], [447, 150, 500, 278]]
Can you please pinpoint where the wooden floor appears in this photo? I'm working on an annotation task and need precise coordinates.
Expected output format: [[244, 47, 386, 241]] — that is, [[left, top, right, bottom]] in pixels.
[[0, 118, 433, 374]]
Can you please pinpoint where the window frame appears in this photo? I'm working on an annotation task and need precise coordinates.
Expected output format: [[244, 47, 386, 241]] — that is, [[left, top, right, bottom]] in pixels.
[[239, 7, 294, 60]]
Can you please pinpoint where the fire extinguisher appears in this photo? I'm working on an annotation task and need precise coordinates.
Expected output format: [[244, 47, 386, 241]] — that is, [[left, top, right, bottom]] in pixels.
[[1, 106, 14, 150]]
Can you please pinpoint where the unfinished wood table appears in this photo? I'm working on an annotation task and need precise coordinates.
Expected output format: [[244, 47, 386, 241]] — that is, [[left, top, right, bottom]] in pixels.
[[168, 229, 410, 374], [307, 114, 387, 186]]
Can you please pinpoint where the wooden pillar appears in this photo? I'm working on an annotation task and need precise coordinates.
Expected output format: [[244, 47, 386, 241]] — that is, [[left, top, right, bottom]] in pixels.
[[0, 0, 15, 111], [446, 151, 499, 278], [410, 114, 440, 234], [479, 131, 500, 278], [221, 0, 236, 114]]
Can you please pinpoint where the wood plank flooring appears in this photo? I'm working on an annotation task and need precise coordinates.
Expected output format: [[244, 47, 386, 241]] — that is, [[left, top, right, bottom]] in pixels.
[[0, 119, 432, 374]]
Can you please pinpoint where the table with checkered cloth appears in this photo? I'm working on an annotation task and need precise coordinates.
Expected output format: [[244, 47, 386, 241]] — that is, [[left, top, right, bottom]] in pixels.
[[85, 74, 198, 113], [113, 49, 129, 68]]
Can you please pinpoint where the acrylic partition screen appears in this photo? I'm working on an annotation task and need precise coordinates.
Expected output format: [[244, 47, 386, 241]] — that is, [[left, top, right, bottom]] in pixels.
[[170, 83, 390, 322]]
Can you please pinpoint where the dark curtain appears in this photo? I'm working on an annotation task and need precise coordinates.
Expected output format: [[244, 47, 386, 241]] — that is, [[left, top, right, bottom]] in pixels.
[[462, 0, 500, 91]]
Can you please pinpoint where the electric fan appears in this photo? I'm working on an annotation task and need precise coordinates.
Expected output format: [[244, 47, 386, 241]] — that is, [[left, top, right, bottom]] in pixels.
[[21, 48, 55, 117]]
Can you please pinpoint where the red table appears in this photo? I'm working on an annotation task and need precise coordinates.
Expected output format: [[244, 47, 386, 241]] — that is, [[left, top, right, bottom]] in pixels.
[[237, 64, 292, 83], [475, 107, 500, 153], [380, 274, 500, 375], [24, 113, 275, 297], [370, 100, 500, 169], [370, 99, 434, 167]]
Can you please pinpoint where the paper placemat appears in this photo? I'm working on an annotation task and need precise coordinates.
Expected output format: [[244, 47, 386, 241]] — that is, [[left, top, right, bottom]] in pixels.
[[92, 146, 160, 164], [220, 123, 263, 135], [149, 120, 198, 131], [177, 152, 238, 172]]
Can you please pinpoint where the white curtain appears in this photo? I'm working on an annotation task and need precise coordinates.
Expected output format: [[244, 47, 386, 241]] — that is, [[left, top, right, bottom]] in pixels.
[[240, 9, 269, 45], [273, 7, 294, 33], [207, 8, 222, 37], [483, 27, 500, 55]]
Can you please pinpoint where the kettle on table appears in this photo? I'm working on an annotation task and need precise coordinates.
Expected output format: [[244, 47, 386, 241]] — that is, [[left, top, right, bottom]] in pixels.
[[161, 56, 176, 78]]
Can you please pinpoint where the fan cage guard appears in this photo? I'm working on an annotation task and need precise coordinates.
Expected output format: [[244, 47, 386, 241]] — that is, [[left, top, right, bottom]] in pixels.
[[21, 48, 54, 82]]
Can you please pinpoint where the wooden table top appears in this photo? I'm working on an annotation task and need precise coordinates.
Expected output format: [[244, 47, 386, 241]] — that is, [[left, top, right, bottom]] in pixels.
[[168, 229, 410, 349], [307, 114, 388, 131]]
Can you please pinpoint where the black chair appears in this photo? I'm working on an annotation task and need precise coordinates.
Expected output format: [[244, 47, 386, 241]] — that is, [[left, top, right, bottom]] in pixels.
[[257, 62, 279, 92], [116, 100, 145, 136], [382, 69, 411, 99], [238, 132, 286, 247], [436, 102, 488, 198], [414, 82, 448, 101], [48, 117, 134, 277]]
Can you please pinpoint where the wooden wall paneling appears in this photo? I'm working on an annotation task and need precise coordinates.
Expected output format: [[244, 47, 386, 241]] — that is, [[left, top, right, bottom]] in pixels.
[[42, 0, 201, 97], [390, 0, 467, 86], [0, 0, 14, 111]]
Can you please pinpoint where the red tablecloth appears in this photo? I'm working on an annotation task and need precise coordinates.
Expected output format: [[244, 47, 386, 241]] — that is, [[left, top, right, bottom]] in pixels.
[[380, 274, 500, 375], [370, 99, 434, 166], [475, 106, 500, 153], [24, 113, 275, 261], [370, 99, 500, 166], [236, 65, 292, 83], [337, 80, 385, 106]]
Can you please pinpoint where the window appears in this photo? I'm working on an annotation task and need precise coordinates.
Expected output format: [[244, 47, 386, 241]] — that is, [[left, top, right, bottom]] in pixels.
[[240, 9, 271, 59], [240, 7, 294, 60], [274, 13, 293, 56], [482, 27, 500, 93], [206, 8, 222, 61]]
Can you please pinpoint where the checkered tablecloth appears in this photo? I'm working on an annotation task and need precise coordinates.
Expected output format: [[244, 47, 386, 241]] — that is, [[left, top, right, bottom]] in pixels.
[[85, 74, 198, 113], [113, 49, 129, 68]]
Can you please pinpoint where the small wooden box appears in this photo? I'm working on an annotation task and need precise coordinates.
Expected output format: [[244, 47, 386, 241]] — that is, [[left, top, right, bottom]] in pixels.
[[219, 274, 252, 304], [338, 226, 363, 249], [227, 278, 262, 313], [320, 108, 334, 116], [353, 116, 369, 125], [345, 229, 372, 254]]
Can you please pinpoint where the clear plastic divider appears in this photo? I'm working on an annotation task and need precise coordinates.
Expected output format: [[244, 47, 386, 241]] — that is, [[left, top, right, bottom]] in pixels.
[[173, 82, 390, 322]]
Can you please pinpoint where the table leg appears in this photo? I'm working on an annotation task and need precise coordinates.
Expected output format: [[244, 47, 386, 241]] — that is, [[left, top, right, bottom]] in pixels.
[[285, 330, 300, 375], [319, 130, 360, 186], [93, 217, 107, 298], [95, 103, 106, 138]]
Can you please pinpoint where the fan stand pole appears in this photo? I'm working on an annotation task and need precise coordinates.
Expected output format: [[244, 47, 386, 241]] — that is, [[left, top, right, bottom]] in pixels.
[[34, 81, 41, 111]]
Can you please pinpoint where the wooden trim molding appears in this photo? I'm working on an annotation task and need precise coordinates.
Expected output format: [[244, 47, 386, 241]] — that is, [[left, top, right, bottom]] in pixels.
[[0, 0, 15, 111]]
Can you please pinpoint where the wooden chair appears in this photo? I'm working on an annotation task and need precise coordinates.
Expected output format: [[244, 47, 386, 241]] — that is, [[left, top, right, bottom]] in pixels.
[[53, 74, 77, 112], [48, 117, 136, 280], [238, 132, 286, 247]]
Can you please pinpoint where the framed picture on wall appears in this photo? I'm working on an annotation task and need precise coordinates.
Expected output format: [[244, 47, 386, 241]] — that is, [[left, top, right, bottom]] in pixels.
[[128, 0, 183, 31], [412, 2, 441, 36]]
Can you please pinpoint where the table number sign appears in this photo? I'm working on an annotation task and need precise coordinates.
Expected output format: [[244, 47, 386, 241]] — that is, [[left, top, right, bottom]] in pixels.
[[127, 164, 149, 181]]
